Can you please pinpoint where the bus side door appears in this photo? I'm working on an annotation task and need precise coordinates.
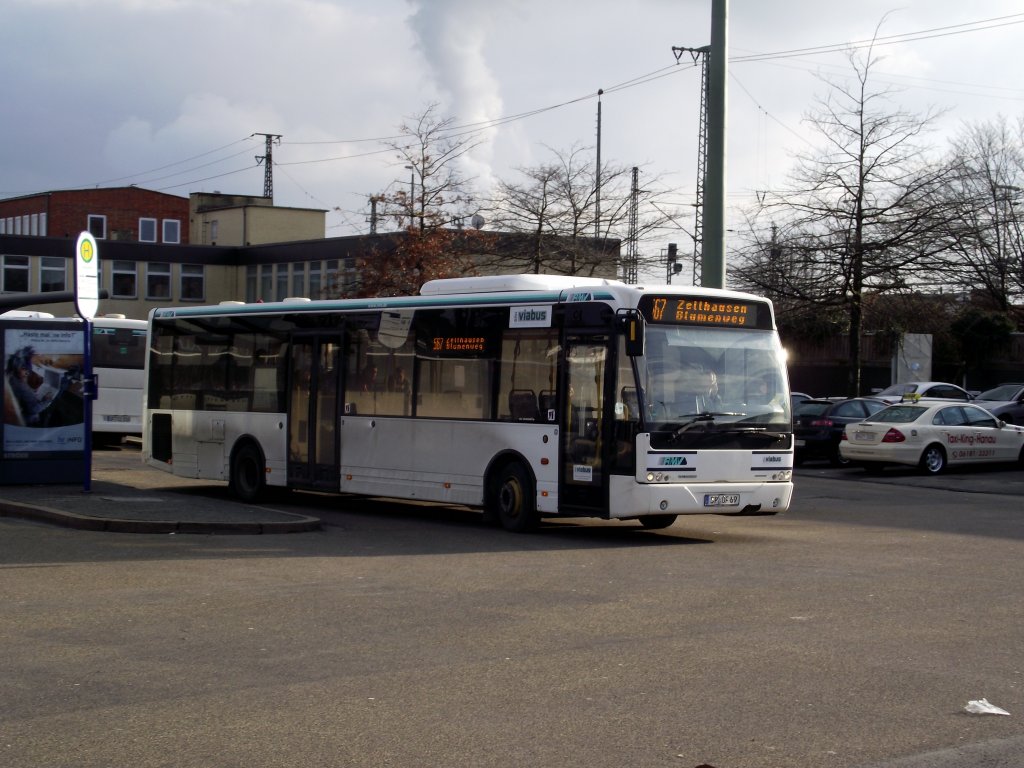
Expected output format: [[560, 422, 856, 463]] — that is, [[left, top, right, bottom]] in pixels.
[[287, 334, 342, 490], [560, 335, 611, 512]]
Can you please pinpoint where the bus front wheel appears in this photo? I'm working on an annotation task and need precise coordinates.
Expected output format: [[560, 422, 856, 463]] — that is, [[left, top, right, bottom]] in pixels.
[[638, 514, 677, 530], [230, 442, 266, 502], [490, 462, 539, 533]]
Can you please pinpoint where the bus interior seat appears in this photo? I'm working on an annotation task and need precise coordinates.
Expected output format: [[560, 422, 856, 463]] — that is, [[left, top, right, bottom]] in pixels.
[[509, 389, 539, 422]]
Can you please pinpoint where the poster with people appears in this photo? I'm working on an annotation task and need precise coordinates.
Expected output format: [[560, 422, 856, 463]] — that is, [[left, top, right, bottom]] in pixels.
[[3, 324, 85, 455]]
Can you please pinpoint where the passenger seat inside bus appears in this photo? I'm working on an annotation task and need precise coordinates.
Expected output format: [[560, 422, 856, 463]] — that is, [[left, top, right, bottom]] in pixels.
[[509, 389, 539, 422]]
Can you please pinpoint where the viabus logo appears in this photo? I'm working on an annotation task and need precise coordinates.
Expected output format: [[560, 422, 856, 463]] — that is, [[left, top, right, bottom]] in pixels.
[[510, 305, 551, 328], [661, 456, 688, 466]]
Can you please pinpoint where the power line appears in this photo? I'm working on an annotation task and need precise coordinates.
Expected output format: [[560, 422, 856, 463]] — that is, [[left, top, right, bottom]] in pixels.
[[80, 12, 1024, 196]]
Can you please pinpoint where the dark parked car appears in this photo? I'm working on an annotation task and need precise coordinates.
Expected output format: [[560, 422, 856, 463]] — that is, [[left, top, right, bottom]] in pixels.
[[794, 397, 889, 466], [973, 383, 1024, 425], [790, 392, 813, 412]]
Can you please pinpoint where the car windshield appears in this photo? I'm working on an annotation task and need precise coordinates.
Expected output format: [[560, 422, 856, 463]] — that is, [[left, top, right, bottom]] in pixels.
[[876, 384, 916, 397], [637, 324, 791, 429], [976, 384, 1022, 401], [870, 405, 928, 423]]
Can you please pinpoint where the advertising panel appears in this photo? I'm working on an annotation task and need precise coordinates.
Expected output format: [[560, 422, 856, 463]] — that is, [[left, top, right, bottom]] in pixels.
[[2, 322, 86, 462]]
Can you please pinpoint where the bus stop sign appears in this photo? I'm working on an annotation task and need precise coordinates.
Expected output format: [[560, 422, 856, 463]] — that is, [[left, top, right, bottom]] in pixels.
[[75, 231, 99, 321]]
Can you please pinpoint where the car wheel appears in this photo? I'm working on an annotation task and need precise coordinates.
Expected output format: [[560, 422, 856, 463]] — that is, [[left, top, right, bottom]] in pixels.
[[830, 447, 851, 467], [919, 444, 947, 475]]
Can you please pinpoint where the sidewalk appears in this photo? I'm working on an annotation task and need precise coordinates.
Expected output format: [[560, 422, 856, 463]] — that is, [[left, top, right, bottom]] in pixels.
[[0, 443, 321, 534]]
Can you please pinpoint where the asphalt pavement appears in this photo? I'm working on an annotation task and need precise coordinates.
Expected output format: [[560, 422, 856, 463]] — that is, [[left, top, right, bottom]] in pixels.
[[2, 440, 1020, 536], [0, 440, 320, 534]]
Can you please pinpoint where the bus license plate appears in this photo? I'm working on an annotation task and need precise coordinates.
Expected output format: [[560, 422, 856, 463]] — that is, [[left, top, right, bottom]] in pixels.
[[704, 493, 740, 507]]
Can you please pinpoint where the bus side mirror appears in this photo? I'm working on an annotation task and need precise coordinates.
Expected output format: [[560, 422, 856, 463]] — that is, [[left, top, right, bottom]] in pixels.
[[616, 309, 645, 357]]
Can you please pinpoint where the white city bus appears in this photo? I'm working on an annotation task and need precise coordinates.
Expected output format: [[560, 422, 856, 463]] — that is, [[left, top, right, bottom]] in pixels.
[[142, 275, 794, 531], [90, 316, 148, 443]]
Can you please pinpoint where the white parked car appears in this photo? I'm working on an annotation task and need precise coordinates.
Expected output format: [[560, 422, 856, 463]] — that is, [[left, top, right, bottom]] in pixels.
[[839, 402, 1024, 475], [873, 381, 972, 404]]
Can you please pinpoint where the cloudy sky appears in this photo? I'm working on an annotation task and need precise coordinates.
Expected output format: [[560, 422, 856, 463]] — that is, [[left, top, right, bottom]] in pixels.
[[2, 0, 1022, 252]]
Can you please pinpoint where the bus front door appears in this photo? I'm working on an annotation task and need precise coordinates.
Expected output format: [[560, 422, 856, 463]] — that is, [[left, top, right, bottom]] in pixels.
[[560, 337, 610, 512], [287, 335, 342, 491]]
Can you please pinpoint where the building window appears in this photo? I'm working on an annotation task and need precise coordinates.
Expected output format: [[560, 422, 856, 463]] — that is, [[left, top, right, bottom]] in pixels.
[[112, 260, 137, 298], [292, 263, 305, 297], [147, 262, 171, 299], [40, 256, 67, 292], [260, 265, 272, 302], [1, 255, 29, 293], [88, 214, 107, 239], [139, 218, 157, 243], [180, 264, 204, 301], [325, 259, 339, 298], [276, 264, 288, 302], [309, 261, 321, 299], [39, 212, 46, 236], [209, 220, 219, 243], [162, 219, 181, 244], [30, 214, 39, 236], [246, 265, 258, 303]]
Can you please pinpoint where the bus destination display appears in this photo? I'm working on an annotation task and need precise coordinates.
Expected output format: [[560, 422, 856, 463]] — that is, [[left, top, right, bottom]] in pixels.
[[431, 335, 487, 353], [639, 295, 769, 329]]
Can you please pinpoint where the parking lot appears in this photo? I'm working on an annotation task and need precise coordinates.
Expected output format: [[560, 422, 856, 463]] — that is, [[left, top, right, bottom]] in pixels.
[[2, 445, 1023, 768]]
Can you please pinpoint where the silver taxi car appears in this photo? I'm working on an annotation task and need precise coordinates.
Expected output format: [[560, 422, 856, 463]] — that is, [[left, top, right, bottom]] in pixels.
[[839, 401, 1024, 475]]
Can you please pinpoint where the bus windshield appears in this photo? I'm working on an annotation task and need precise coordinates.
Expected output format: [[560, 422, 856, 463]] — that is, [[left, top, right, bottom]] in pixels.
[[637, 324, 791, 430]]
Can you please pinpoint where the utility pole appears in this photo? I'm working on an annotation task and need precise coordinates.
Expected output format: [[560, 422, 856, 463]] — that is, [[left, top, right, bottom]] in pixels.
[[703, 0, 728, 289], [672, 45, 710, 286], [254, 133, 282, 201], [672, 0, 728, 289], [595, 89, 603, 243], [625, 167, 639, 283]]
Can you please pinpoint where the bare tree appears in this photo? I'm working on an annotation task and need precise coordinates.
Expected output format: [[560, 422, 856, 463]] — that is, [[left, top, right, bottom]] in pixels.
[[930, 116, 1024, 311], [382, 102, 481, 232], [486, 144, 678, 278], [732, 40, 955, 395], [348, 104, 492, 297]]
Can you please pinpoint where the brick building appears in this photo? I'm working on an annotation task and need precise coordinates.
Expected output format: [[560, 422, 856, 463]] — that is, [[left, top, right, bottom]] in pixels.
[[0, 187, 190, 244], [0, 186, 619, 322]]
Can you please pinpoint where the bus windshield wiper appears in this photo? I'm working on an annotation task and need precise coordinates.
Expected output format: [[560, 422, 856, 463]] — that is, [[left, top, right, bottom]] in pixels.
[[669, 412, 751, 441], [670, 412, 722, 440]]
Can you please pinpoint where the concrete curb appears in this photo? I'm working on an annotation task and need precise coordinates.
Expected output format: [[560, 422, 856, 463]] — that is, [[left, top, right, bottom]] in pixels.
[[0, 499, 322, 534]]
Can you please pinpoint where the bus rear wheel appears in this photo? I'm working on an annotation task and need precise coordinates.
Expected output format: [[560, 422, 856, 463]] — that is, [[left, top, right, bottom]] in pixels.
[[230, 442, 266, 502], [490, 462, 539, 533]]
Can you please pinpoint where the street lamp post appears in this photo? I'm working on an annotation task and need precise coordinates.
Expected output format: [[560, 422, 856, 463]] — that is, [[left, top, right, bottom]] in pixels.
[[404, 165, 415, 228]]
